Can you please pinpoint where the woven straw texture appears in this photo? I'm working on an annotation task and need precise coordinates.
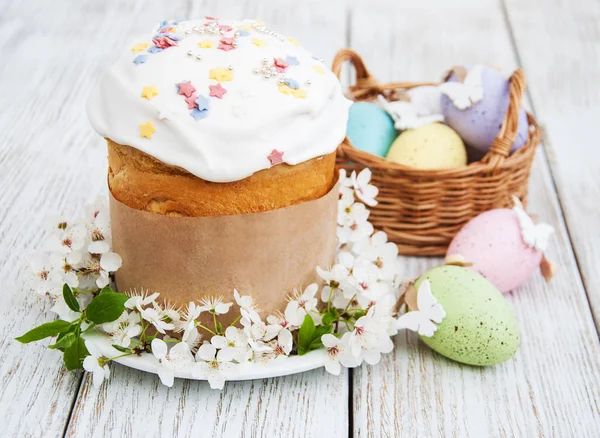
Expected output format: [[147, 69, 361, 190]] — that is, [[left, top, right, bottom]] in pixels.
[[332, 49, 541, 256]]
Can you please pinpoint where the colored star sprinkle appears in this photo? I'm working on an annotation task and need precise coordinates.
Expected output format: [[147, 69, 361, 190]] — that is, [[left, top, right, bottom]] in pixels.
[[152, 36, 178, 49], [147, 46, 163, 54], [285, 55, 300, 66], [131, 42, 149, 53], [313, 64, 325, 75], [267, 149, 284, 165], [209, 67, 234, 82], [252, 38, 267, 47], [177, 81, 196, 98], [191, 108, 209, 120], [141, 85, 159, 100], [287, 37, 300, 46], [198, 40, 214, 48], [253, 19, 265, 26], [140, 121, 156, 139], [185, 93, 199, 109], [236, 24, 252, 31], [236, 30, 250, 37], [218, 37, 236, 51], [284, 78, 300, 89], [133, 55, 148, 65], [209, 83, 228, 99], [278, 84, 306, 98], [219, 24, 233, 32], [195, 95, 209, 111], [273, 58, 289, 73]]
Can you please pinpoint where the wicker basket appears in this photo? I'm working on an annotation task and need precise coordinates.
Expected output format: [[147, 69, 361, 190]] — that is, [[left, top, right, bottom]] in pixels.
[[332, 49, 541, 256]]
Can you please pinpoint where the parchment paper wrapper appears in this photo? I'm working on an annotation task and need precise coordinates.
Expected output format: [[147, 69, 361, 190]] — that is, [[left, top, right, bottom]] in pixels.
[[110, 181, 339, 323]]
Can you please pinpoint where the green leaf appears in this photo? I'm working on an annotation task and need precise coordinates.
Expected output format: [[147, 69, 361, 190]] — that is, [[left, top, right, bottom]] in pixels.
[[111, 344, 133, 353], [322, 308, 338, 326], [86, 292, 128, 324], [297, 314, 316, 355], [62, 284, 80, 313], [308, 325, 333, 351], [64, 337, 89, 371], [98, 286, 113, 295], [15, 320, 73, 343], [49, 332, 77, 350]]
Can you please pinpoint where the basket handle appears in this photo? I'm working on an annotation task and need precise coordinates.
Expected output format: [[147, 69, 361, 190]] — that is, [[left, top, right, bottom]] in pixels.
[[482, 69, 527, 166], [332, 49, 436, 100]]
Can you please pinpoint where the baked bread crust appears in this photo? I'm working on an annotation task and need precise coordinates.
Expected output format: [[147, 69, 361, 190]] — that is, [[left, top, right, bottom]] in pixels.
[[107, 139, 337, 216]]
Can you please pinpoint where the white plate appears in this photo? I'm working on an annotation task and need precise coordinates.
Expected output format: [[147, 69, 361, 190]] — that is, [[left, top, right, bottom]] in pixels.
[[84, 332, 328, 381]]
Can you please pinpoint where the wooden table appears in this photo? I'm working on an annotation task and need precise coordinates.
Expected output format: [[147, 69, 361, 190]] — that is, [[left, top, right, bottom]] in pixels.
[[1, 0, 599, 436]]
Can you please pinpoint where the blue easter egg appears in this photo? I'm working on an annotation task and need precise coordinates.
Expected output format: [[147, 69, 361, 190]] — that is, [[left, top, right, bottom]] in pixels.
[[346, 102, 397, 157]]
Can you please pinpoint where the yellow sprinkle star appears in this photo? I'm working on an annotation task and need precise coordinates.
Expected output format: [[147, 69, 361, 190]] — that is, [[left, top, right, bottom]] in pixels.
[[313, 64, 325, 75], [131, 42, 149, 53], [253, 19, 265, 26], [198, 40, 215, 48], [252, 38, 267, 48], [209, 67, 234, 82], [141, 85, 158, 100], [278, 85, 307, 99], [287, 37, 300, 46], [140, 121, 156, 139], [236, 24, 252, 31]]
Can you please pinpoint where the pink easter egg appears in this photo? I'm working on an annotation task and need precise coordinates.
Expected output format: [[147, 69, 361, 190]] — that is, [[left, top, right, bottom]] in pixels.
[[447, 209, 542, 293]]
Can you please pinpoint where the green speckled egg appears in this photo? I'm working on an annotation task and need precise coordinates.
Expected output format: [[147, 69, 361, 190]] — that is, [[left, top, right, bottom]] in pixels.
[[414, 265, 520, 366]]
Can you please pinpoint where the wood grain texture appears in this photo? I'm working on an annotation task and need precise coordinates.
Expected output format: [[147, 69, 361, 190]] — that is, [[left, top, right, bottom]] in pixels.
[[62, 1, 351, 437], [503, 0, 600, 330], [347, 1, 600, 436]]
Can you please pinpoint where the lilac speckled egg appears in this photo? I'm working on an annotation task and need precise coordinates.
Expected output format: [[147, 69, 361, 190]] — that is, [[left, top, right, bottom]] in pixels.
[[447, 208, 542, 293], [441, 66, 529, 153]]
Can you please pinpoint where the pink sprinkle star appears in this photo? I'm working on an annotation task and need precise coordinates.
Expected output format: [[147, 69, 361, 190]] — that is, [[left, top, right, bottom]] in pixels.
[[205, 15, 218, 20], [177, 81, 196, 98], [267, 149, 284, 166], [274, 58, 289, 73], [209, 83, 228, 99], [185, 93, 199, 109], [219, 25, 233, 32], [218, 43, 236, 51], [152, 36, 177, 49], [220, 37, 235, 45]]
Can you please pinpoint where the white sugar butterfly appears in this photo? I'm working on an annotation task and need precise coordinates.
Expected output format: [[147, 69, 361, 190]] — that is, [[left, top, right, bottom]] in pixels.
[[512, 196, 555, 252], [378, 87, 445, 130], [438, 65, 485, 110], [396, 280, 446, 337]]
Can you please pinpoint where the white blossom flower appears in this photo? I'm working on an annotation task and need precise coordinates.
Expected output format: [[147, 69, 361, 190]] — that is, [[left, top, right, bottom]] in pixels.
[[46, 223, 86, 255], [348, 315, 394, 365], [83, 341, 110, 389], [141, 305, 174, 334], [350, 169, 378, 207], [209, 327, 251, 363], [177, 302, 203, 333], [272, 328, 293, 357], [182, 325, 202, 350], [192, 343, 233, 389], [234, 289, 261, 326], [102, 311, 141, 348], [48, 252, 80, 288], [337, 204, 374, 245], [198, 296, 233, 315], [367, 294, 398, 337], [338, 169, 355, 199], [27, 255, 63, 297], [337, 195, 369, 227], [151, 338, 194, 387], [352, 231, 400, 281], [284, 284, 319, 326], [322, 333, 360, 375], [351, 260, 389, 300], [84, 197, 112, 253], [97, 252, 122, 287], [125, 291, 160, 311], [317, 251, 357, 305]]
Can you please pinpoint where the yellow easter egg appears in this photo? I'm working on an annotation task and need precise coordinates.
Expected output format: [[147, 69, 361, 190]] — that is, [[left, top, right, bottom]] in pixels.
[[386, 123, 467, 169]]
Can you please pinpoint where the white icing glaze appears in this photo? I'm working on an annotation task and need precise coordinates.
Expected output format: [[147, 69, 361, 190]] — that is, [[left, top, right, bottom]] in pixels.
[[87, 18, 351, 182]]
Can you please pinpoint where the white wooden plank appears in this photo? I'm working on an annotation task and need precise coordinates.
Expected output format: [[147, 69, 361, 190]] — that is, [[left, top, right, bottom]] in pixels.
[[63, 1, 351, 437], [0, 1, 197, 437], [348, 1, 600, 436], [503, 0, 600, 331]]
